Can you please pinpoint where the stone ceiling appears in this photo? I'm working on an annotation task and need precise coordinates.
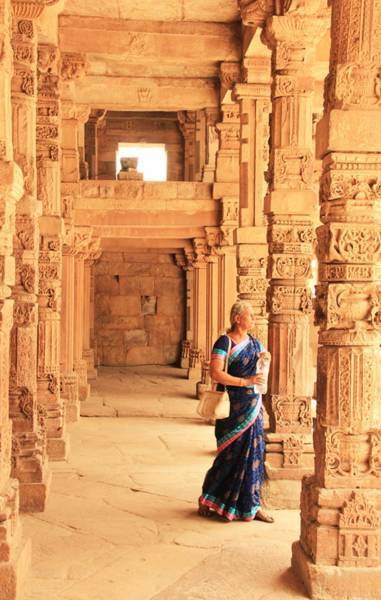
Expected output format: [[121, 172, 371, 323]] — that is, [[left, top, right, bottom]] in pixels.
[[62, 0, 240, 22]]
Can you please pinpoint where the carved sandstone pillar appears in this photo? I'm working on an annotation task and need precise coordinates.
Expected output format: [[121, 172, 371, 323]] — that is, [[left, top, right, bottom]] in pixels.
[[233, 57, 271, 345], [187, 239, 208, 380], [177, 111, 197, 181], [196, 232, 221, 397], [292, 1, 381, 596], [36, 42, 68, 461], [0, 157, 31, 593], [261, 7, 328, 507], [202, 108, 219, 183], [9, 0, 51, 510], [180, 251, 194, 369], [83, 237, 101, 381], [61, 230, 78, 421], [73, 226, 93, 402]]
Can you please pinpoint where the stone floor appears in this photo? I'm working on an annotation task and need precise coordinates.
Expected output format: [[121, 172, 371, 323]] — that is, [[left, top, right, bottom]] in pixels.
[[23, 366, 306, 600]]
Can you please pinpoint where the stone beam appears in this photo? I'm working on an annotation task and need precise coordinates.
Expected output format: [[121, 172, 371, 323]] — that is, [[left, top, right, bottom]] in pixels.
[[72, 181, 219, 237], [59, 16, 241, 63], [90, 226, 209, 240], [72, 75, 219, 111], [100, 238, 193, 250]]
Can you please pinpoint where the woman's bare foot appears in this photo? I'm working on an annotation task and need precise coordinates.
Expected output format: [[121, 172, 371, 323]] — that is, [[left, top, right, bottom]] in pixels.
[[254, 509, 274, 523]]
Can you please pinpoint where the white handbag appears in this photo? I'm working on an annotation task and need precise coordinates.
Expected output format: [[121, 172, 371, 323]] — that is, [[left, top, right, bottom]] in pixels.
[[197, 337, 232, 420]]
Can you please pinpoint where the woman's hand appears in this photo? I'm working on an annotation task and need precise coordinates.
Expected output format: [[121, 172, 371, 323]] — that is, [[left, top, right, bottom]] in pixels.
[[246, 373, 265, 386], [258, 351, 271, 361]]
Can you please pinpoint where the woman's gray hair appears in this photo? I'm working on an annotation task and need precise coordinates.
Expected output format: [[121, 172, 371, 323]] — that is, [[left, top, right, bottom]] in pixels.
[[228, 300, 253, 331]]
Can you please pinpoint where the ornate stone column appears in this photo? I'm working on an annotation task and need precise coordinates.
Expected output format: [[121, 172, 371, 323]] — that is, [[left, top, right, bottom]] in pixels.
[[59, 56, 87, 417], [60, 52, 87, 183], [83, 237, 101, 381], [180, 251, 194, 369], [233, 57, 271, 345], [60, 220, 78, 421], [84, 109, 106, 179], [187, 238, 208, 380], [73, 226, 93, 402], [261, 4, 328, 507], [177, 111, 197, 181], [0, 146, 31, 594], [195, 229, 221, 397], [36, 42, 68, 461], [9, 0, 53, 509], [202, 108, 219, 183], [292, 1, 381, 596]]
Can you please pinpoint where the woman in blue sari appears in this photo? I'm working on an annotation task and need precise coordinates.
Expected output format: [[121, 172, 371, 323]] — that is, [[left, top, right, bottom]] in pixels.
[[198, 300, 274, 523]]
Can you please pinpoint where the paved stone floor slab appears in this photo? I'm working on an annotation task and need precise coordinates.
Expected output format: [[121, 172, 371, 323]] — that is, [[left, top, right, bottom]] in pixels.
[[23, 366, 306, 600]]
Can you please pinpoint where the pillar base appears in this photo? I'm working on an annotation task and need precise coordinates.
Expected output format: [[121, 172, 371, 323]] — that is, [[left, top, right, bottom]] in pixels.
[[62, 372, 80, 423], [187, 367, 201, 380], [196, 382, 208, 399], [79, 383, 90, 402], [180, 357, 190, 369], [0, 536, 31, 600], [65, 403, 80, 423], [261, 477, 302, 509], [87, 367, 98, 381], [19, 467, 52, 513], [291, 540, 381, 600], [47, 434, 70, 461]]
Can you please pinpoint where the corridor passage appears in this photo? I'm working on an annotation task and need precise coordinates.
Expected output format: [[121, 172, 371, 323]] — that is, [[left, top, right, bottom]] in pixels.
[[23, 367, 305, 600]]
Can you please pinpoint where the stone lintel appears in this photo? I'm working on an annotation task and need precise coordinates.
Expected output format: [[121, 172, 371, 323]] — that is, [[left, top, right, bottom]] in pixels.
[[91, 226, 208, 240], [59, 15, 240, 60], [73, 76, 219, 111], [292, 541, 381, 600], [234, 225, 267, 244]]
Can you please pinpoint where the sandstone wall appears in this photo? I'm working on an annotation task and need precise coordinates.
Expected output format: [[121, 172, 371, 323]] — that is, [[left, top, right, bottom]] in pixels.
[[95, 250, 185, 365], [97, 112, 184, 181]]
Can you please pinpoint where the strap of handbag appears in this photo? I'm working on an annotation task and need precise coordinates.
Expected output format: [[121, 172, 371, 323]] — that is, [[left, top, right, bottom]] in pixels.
[[224, 335, 232, 375], [211, 335, 232, 391]]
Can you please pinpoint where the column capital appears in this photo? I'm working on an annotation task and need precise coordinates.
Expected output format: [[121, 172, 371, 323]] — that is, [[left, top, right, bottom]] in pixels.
[[233, 82, 270, 102], [219, 61, 242, 91], [73, 226, 93, 258], [239, 0, 328, 27], [12, 0, 59, 19], [60, 52, 87, 82], [192, 237, 208, 265], [37, 43, 59, 73], [263, 12, 329, 53], [238, 0, 274, 28]]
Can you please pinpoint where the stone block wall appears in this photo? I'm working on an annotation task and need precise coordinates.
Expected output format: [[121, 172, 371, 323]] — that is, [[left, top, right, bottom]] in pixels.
[[95, 250, 185, 365]]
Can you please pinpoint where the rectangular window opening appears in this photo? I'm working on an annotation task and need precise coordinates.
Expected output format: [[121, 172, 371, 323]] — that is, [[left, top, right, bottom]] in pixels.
[[116, 143, 167, 182]]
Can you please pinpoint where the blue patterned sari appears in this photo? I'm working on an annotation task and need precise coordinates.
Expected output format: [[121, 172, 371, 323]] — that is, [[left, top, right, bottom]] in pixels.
[[199, 334, 265, 521]]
